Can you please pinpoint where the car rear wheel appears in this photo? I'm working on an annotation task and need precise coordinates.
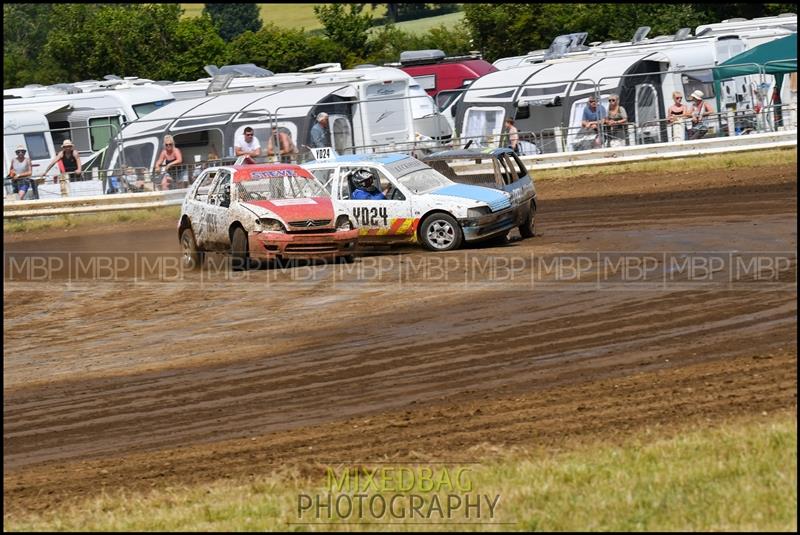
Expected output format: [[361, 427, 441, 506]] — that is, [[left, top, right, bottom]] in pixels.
[[230, 227, 249, 271], [519, 200, 537, 238], [419, 213, 463, 251], [180, 228, 203, 270]]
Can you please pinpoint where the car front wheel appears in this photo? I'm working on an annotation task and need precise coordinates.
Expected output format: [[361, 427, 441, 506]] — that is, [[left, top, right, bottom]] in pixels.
[[519, 200, 537, 238], [180, 228, 203, 270], [419, 213, 463, 251], [230, 227, 249, 271]]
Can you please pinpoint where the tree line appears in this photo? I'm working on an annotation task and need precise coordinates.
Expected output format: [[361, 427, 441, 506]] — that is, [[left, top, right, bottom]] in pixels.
[[4, 3, 795, 89]]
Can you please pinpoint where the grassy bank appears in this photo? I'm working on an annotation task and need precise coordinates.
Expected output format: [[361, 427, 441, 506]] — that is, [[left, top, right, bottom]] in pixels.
[[535, 146, 798, 181], [3, 206, 181, 235], [5, 412, 796, 531]]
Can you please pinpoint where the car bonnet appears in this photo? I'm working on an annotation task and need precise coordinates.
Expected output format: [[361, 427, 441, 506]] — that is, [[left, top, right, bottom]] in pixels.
[[429, 184, 511, 213], [241, 197, 334, 222]]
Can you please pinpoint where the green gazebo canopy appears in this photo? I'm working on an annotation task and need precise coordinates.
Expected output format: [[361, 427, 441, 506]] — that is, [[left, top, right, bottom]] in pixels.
[[714, 33, 797, 81]]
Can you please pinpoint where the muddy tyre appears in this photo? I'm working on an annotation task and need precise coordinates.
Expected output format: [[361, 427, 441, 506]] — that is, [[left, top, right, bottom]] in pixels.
[[180, 228, 203, 270], [230, 227, 249, 271], [519, 200, 537, 238], [419, 213, 463, 251]]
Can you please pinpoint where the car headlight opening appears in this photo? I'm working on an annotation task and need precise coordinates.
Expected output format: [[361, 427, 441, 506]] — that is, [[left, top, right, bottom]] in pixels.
[[257, 218, 286, 232], [336, 215, 354, 231], [467, 206, 490, 219]]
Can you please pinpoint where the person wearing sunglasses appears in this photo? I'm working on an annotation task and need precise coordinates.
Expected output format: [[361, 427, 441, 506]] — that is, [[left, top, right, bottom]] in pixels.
[[8, 145, 35, 200], [235, 126, 262, 158], [604, 94, 628, 147], [154, 134, 183, 190]]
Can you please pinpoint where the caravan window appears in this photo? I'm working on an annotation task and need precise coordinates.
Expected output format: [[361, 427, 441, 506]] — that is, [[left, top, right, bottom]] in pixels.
[[89, 116, 122, 151], [118, 142, 156, 170], [462, 107, 505, 148], [49, 121, 71, 149], [23, 133, 50, 160], [133, 100, 173, 119], [682, 70, 715, 99]]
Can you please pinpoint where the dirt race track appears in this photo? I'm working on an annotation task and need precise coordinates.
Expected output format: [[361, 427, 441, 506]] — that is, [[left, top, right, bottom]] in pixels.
[[3, 160, 798, 513]]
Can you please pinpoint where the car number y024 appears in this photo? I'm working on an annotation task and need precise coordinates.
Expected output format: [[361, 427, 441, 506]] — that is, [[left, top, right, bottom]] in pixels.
[[353, 206, 388, 226]]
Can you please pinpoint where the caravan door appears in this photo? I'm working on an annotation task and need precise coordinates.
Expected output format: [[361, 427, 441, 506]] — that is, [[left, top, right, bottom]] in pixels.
[[329, 114, 354, 155], [461, 107, 505, 148], [635, 84, 662, 144]]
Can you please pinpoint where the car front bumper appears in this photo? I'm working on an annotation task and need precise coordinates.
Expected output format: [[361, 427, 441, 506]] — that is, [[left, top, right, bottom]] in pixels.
[[460, 208, 517, 241], [248, 229, 359, 260]]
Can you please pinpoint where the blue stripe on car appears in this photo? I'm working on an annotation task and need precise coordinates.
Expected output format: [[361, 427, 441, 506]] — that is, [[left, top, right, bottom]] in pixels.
[[431, 184, 511, 213], [328, 153, 408, 165]]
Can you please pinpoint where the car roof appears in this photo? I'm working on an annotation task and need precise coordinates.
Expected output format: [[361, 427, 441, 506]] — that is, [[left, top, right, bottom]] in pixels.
[[422, 148, 512, 161], [230, 163, 313, 183], [310, 153, 411, 165]]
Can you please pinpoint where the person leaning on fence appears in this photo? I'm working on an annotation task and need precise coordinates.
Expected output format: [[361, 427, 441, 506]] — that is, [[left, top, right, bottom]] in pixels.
[[687, 90, 712, 140], [267, 129, 297, 163], [668, 92, 689, 123], [580, 96, 607, 149], [309, 112, 331, 148], [8, 145, 35, 200], [604, 94, 628, 147], [235, 126, 261, 158], [504, 118, 519, 153], [43, 139, 82, 184], [154, 135, 183, 190]]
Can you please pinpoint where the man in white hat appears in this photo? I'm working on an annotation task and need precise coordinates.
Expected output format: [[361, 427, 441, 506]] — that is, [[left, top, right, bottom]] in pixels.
[[43, 139, 83, 183], [688, 90, 712, 140], [7, 145, 35, 199]]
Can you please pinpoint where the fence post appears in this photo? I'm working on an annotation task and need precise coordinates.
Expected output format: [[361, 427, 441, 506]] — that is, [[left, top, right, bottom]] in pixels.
[[554, 127, 563, 153], [627, 124, 635, 146], [726, 110, 735, 137]]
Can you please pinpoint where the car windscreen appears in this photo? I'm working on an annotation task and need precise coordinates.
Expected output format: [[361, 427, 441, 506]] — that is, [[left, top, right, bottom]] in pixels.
[[395, 168, 452, 194], [237, 176, 328, 201]]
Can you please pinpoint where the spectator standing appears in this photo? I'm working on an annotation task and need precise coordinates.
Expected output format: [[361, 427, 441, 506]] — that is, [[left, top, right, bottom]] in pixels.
[[154, 135, 183, 190], [688, 90, 712, 140], [580, 96, 607, 149], [309, 112, 331, 148], [235, 126, 261, 158], [43, 139, 82, 184], [267, 129, 297, 163], [9, 145, 36, 200], [604, 94, 628, 147], [668, 91, 690, 141], [504, 118, 519, 153]]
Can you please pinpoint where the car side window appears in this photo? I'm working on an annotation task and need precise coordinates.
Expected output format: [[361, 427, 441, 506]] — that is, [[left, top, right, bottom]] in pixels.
[[497, 154, 519, 185], [194, 171, 218, 203], [509, 153, 528, 180], [311, 168, 336, 192], [209, 171, 232, 207]]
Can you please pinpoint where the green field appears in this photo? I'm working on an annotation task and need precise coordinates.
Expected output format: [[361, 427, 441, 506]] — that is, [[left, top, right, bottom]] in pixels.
[[180, 4, 463, 34], [5, 412, 796, 531]]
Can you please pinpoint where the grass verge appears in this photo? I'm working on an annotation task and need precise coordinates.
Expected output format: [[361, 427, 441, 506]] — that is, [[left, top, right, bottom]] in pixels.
[[3, 206, 181, 235], [4, 412, 796, 531], [535, 147, 798, 182]]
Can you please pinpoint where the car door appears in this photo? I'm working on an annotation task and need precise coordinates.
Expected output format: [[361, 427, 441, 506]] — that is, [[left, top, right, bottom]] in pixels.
[[197, 170, 232, 250], [337, 165, 415, 240]]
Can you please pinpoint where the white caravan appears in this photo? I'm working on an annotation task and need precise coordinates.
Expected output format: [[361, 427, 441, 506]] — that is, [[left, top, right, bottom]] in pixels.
[[3, 84, 175, 161]]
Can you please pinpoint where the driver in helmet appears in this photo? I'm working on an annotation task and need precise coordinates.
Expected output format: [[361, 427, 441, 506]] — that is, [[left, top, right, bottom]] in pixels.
[[349, 168, 387, 200]]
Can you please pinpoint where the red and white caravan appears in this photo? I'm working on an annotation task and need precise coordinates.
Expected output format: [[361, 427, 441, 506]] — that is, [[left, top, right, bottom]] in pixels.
[[178, 163, 358, 269]]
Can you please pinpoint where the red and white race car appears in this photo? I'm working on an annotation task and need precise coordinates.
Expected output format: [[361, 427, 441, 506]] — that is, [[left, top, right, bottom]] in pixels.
[[178, 163, 359, 269]]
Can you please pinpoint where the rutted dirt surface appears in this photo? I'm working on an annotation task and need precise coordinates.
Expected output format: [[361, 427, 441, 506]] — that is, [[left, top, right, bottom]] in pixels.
[[3, 162, 797, 513]]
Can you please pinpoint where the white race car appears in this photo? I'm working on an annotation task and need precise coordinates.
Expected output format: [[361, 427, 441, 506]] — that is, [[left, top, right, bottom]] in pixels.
[[302, 153, 518, 251]]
